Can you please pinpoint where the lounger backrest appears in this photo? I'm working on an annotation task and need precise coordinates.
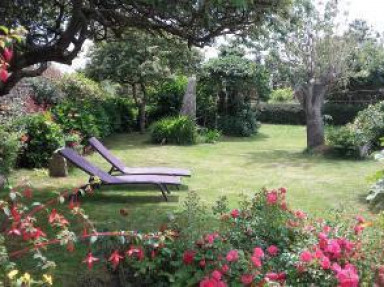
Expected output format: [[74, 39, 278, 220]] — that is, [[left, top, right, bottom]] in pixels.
[[58, 148, 112, 183], [88, 137, 126, 172]]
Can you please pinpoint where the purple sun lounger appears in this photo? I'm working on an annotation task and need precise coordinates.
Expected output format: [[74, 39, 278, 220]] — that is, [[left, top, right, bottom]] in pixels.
[[58, 148, 181, 201], [88, 137, 191, 177]]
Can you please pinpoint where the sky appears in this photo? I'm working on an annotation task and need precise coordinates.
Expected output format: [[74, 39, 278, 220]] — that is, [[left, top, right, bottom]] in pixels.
[[57, 0, 384, 72]]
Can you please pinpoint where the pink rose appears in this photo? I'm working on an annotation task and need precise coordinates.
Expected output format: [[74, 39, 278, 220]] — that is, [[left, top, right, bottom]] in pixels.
[[267, 245, 279, 256], [279, 187, 287, 194], [321, 257, 331, 270], [295, 210, 307, 219], [336, 265, 359, 287], [266, 191, 278, 205], [0, 68, 8, 83], [241, 274, 253, 285], [221, 264, 229, 274], [212, 270, 222, 281], [251, 256, 262, 268], [183, 250, 195, 265], [299, 250, 312, 263], [226, 250, 239, 262], [253, 247, 264, 258], [230, 209, 240, 218]]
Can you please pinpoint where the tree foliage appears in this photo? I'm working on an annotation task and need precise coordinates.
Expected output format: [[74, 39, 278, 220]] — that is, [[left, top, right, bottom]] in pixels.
[[0, 0, 290, 95]]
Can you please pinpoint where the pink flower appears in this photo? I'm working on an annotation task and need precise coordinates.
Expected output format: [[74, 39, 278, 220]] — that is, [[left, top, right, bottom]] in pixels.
[[266, 191, 278, 205], [279, 187, 287, 194], [241, 274, 253, 285], [267, 245, 279, 256], [295, 210, 307, 219], [251, 256, 262, 268], [314, 249, 324, 259], [253, 247, 264, 258], [212, 270, 222, 281], [0, 68, 8, 83], [221, 264, 229, 274], [230, 209, 240, 218], [108, 250, 124, 269], [199, 278, 217, 287], [265, 272, 279, 281], [199, 259, 206, 268], [3, 48, 13, 62], [226, 250, 239, 262], [336, 264, 359, 287], [299, 250, 312, 263], [354, 224, 364, 235], [323, 225, 332, 233], [355, 215, 365, 223], [321, 257, 331, 270], [326, 240, 341, 259], [183, 250, 196, 265]]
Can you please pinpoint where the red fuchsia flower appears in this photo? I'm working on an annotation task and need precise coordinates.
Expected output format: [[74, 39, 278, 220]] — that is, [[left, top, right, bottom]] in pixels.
[[266, 191, 278, 205], [321, 256, 331, 270], [183, 250, 196, 265], [48, 209, 57, 224], [23, 188, 33, 199], [8, 227, 21, 236], [230, 209, 240, 218], [108, 250, 124, 269], [127, 246, 145, 261], [226, 250, 239, 262], [240, 274, 253, 285], [31, 228, 46, 240], [299, 250, 313, 263], [212, 270, 222, 281], [3, 47, 13, 62], [267, 245, 279, 256], [335, 264, 359, 287], [221, 264, 229, 274], [0, 68, 8, 83], [295, 210, 307, 219], [10, 206, 21, 222], [83, 252, 99, 270]]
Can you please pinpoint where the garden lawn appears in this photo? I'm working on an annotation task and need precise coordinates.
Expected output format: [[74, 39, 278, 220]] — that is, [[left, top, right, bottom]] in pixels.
[[8, 124, 381, 285]]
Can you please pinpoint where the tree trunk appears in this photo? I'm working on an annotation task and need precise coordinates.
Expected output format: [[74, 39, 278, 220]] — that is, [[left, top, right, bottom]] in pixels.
[[296, 81, 327, 149], [139, 83, 147, 134]]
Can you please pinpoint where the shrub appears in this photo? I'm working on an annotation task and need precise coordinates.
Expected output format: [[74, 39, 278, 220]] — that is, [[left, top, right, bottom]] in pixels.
[[198, 128, 221, 144], [326, 125, 362, 158], [147, 76, 188, 124], [353, 101, 384, 151], [258, 103, 365, 126], [218, 104, 259, 137], [16, 112, 64, 168], [28, 77, 65, 106], [268, 88, 294, 103], [151, 116, 197, 145], [58, 73, 104, 101], [0, 126, 20, 176]]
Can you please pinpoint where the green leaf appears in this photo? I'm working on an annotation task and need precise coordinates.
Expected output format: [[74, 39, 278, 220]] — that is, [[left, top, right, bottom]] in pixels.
[[0, 26, 9, 34]]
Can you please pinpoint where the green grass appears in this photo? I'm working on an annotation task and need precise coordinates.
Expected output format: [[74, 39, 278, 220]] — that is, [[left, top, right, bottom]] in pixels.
[[7, 124, 382, 284]]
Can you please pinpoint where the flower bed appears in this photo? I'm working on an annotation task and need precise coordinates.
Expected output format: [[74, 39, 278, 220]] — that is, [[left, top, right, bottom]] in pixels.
[[1, 183, 383, 286]]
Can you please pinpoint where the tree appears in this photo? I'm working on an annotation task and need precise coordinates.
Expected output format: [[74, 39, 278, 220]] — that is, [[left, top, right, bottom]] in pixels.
[[84, 30, 201, 132], [0, 0, 290, 96], [250, 0, 357, 149]]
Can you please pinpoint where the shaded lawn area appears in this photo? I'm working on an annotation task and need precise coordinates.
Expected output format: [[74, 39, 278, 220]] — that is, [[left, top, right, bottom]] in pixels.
[[7, 124, 381, 285]]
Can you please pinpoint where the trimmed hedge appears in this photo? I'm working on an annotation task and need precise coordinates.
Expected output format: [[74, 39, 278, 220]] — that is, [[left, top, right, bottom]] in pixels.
[[258, 103, 367, 125]]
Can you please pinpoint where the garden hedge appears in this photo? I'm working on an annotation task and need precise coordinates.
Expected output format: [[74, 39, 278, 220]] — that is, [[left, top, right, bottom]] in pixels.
[[258, 103, 367, 126]]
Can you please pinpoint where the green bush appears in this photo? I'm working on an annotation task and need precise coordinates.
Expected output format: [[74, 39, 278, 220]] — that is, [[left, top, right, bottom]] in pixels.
[[0, 126, 20, 176], [151, 116, 197, 145], [258, 103, 366, 126], [326, 125, 362, 158], [58, 73, 104, 101], [147, 76, 187, 124], [17, 113, 64, 168], [198, 128, 221, 144], [268, 88, 294, 103], [29, 77, 65, 106], [218, 104, 259, 137], [353, 101, 384, 151]]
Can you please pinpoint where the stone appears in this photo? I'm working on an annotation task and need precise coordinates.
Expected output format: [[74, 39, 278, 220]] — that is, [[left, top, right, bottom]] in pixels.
[[180, 75, 197, 120], [48, 151, 68, 177]]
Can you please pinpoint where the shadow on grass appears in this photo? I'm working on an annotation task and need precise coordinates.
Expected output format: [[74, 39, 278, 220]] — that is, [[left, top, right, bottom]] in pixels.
[[220, 132, 269, 143]]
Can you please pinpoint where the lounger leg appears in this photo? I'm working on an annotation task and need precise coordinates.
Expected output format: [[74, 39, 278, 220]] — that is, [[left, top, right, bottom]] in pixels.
[[158, 184, 168, 202], [164, 185, 171, 194], [175, 185, 180, 190]]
